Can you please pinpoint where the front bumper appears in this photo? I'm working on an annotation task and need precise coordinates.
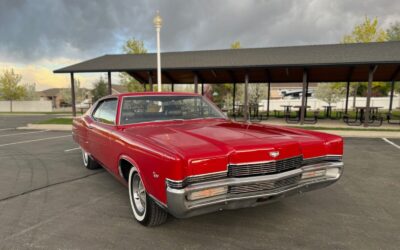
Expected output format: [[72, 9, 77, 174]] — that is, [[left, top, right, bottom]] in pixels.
[[166, 161, 343, 218]]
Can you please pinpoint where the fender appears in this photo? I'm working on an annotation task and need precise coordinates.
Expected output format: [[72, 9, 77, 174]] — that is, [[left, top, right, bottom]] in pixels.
[[118, 154, 167, 208]]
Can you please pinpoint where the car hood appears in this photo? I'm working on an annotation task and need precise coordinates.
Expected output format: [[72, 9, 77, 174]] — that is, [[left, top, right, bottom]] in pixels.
[[122, 120, 330, 165]]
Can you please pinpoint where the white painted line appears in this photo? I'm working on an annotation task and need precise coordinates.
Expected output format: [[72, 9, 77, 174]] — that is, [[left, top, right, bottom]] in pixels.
[[0, 130, 49, 138], [0, 135, 71, 148], [382, 138, 400, 150], [64, 147, 80, 152], [0, 128, 15, 131]]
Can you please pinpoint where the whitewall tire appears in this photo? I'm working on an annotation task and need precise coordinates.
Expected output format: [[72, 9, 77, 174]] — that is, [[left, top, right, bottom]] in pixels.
[[81, 148, 100, 170], [128, 167, 168, 226]]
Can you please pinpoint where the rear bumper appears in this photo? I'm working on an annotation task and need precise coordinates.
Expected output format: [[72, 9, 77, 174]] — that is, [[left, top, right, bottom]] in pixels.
[[166, 161, 343, 218]]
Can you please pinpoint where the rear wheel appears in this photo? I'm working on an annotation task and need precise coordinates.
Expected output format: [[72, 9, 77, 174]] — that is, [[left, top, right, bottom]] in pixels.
[[81, 148, 101, 170], [128, 168, 168, 226]]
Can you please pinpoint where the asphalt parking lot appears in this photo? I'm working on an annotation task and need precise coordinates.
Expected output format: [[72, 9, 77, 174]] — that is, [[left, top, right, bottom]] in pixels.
[[0, 117, 399, 249]]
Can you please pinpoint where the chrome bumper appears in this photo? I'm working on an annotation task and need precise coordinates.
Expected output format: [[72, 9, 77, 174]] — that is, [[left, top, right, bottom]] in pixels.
[[166, 161, 343, 218]]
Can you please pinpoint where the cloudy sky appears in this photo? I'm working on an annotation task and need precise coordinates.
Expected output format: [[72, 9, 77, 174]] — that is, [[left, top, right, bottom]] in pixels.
[[1, 0, 399, 90]]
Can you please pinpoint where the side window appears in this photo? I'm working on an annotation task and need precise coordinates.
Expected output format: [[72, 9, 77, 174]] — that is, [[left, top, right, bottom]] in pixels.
[[92, 99, 118, 124]]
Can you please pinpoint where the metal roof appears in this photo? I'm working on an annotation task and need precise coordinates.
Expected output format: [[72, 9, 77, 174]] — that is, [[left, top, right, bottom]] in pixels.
[[54, 42, 400, 83]]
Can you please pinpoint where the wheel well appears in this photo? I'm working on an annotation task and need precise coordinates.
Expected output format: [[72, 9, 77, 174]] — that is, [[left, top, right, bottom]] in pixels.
[[119, 159, 133, 182]]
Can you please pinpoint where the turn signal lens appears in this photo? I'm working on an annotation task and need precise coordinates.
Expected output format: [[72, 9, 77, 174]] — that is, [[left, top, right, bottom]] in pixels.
[[301, 170, 326, 179], [325, 168, 340, 178], [187, 186, 228, 201]]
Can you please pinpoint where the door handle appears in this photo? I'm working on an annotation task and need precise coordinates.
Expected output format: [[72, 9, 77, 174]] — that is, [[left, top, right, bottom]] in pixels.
[[88, 125, 94, 129]]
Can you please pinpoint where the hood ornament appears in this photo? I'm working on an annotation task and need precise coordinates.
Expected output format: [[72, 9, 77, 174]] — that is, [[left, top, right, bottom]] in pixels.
[[269, 151, 279, 158]]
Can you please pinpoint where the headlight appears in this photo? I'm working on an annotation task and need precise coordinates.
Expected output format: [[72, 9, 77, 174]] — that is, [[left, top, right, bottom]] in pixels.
[[187, 186, 228, 201]]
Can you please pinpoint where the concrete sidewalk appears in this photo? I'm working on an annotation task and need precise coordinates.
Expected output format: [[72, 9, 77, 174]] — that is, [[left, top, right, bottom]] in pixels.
[[18, 123, 72, 131]]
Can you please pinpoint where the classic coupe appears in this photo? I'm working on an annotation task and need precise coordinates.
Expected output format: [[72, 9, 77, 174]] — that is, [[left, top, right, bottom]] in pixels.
[[73, 92, 343, 226]]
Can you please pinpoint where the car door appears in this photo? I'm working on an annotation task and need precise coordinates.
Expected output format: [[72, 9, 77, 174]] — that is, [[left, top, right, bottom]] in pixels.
[[89, 98, 118, 169]]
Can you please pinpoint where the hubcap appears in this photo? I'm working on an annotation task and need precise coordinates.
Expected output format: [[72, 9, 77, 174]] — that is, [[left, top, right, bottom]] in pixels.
[[132, 174, 146, 214], [82, 150, 89, 166]]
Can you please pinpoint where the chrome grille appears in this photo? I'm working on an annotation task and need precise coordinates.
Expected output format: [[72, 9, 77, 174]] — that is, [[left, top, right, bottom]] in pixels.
[[229, 175, 301, 194], [228, 156, 302, 177]]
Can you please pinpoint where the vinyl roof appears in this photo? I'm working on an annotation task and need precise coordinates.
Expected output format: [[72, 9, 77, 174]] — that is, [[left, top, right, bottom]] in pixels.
[[54, 42, 400, 83]]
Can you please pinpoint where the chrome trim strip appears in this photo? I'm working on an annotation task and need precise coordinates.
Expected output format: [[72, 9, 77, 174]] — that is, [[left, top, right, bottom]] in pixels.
[[176, 161, 342, 193], [166, 170, 228, 183], [148, 193, 168, 208], [166, 154, 343, 187], [228, 155, 302, 166]]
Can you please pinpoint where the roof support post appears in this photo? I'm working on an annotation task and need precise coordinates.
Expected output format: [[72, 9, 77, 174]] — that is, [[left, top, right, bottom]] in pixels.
[[107, 71, 112, 95], [305, 80, 309, 108], [244, 73, 249, 122], [194, 73, 198, 93], [148, 72, 153, 92], [70, 72, 76, 117], [232, 82, 236, 115], [389, 66, 400, 112], [267, 81, 271, 117], [171, 83, 174, 92], [364, 65, 377, 127], [300, 69, 308, 125], [345, 81, 350, 114], [201, 83, 204, 95], [389, 80, 395, 112], [345, 67, 353, 114]]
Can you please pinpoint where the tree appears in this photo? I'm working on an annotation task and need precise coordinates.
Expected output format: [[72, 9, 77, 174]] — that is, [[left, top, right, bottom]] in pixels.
[[120, 38, 148, 92], [91, 76, 108, 102], [0, 69, 26, 112], [22, 83, 39, 101], [210, 41, 243, 108], [123, 38, 148, 54], [230, 41, 241, 49], [315, 83, 345, 106], [342, 16, 389, 107], [342, 16, 387, 43], [248, 83, 267, 105], [60, 79, 87, 105], [387, 21, 400, 41]]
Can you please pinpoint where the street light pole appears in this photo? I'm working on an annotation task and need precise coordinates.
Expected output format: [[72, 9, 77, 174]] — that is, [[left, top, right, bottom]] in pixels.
[[153, 11, 163, 92]]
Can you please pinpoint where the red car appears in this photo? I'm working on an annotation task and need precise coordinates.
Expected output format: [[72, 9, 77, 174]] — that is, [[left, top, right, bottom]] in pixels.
[[73, 92, 343, 226]]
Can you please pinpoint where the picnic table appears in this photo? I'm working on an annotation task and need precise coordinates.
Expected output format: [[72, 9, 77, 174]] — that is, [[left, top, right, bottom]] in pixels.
[[322, 105, 336, 118], [285, 105, 316, 124], [345, 106, 383, 126]]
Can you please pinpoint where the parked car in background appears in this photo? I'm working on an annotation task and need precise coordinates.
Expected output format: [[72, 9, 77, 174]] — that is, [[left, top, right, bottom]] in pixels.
[[72, 92, 344, 226]]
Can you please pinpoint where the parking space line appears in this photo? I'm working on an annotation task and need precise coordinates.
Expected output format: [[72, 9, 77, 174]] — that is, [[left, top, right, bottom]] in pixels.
[[0, 135, 70, 147], [64, 147, 80, 152], [382, 138, 400, 150], [0, 130, 49, 138]]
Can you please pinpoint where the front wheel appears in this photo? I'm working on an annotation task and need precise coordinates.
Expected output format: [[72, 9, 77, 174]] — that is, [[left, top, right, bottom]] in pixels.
[[81, 148, 101, 170], [128, 168, 168, 226]]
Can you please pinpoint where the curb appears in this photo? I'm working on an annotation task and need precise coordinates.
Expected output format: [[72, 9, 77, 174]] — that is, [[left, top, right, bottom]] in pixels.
[[313, 130, 400, 138]]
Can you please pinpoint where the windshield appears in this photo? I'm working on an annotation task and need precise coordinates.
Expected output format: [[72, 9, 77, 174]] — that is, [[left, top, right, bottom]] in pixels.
[[120, 95, 226, 125]]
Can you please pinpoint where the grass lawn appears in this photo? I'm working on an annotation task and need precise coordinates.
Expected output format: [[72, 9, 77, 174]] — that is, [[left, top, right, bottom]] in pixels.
[[35, 118, 73, 125]]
